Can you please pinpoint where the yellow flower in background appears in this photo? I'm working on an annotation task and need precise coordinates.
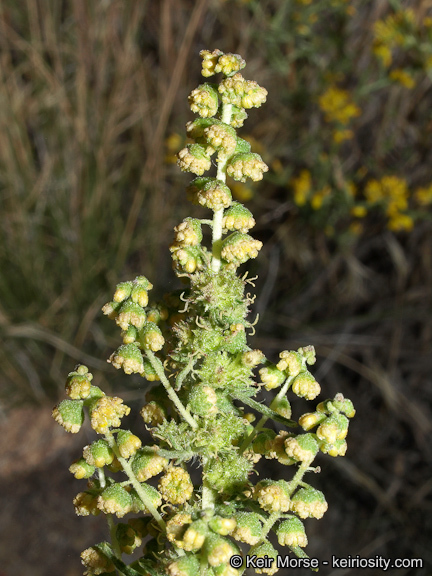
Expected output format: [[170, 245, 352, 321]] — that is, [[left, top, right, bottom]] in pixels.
[[231, 181, 254, 202], [373, 43, 392, 67], [311, 186, 331, 210], [373, 9, 415, 47], [318, 86, 360, 125], [291, 170, 312, 206], [349, 221, 363, 236], [387, 211, 414, 231], [165, 133, 184, 164], [414, 184, 432, 205], [333, 129, 354, 143], [346, 181, 357, 198], [364, 175, 408, 207], [351, 205, 367, 218], [389, 68, 415, 89]]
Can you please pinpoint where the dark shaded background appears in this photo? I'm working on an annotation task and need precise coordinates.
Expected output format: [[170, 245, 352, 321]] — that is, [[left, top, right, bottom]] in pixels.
[[0, 1, 431, 575]]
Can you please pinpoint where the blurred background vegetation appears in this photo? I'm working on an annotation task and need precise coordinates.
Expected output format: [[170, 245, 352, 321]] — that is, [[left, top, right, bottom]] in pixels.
[[0, 0, 431, 574]]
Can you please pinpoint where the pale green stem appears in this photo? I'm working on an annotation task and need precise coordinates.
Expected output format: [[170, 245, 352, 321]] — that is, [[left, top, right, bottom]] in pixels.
[[259, 510, 281, 542], [201, 457, 216, 512], [98, 467, 106, 489], [145, 349, 198, 430], [105, 431, 166, 532], [211, 102, 233, 273], [106, 514, 122, 559], [287, 460, 313, 495]]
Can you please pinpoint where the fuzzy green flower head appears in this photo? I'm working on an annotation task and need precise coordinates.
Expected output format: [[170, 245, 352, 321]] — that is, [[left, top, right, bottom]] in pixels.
[[205, 452, 253, 494], [188, 177, 232, 211], [170, 245, 204, 274], [292, 370, 321, 400], [189, 83, 219, 117], [218, 73, 267, 109], [205, 122, 238, 156], [188, 384, 219, 416], [241, 348, 265, 368], [230, 105, 248, 128], [320, 438, 348, 457], [298, 344, 317, 365], [284, 433, 318, 462], [83, 439, 114, 468], [231, 512, 263, 545], [317, 413, 349, 444], [69, 458, 95, 480], [254, 479, 291, 512], [166, 512, 193, 548], [89, 395, 130, 434], [290, 486, 328, 519], [259, 364, 286, 390], [116, 429, 142, 459], [182, 519, 208, 551], [177, 143, 212, 176], [52, 399, 84, 433], [108, 343, 144, 375], [204, 533, 239, 567], [139, 322, 165, 351], [65, 365, 93, 400], [221, 232, 263, 268], [276, 350, 304, 377], [174, 217, 203, 247], [115, 300, 147, 331], [73, 492, 100, 517], [113, 281, 133, 303], [132, 450, 168, 481], [298, 411, 326, 431], [97, 484, 132, 518], [200, 48, 224, 77], [130, 484, 162, 514], [223, 202, 256, 234], [331, 393, 356, 418], [227, 152, 268, 182], [215, 53, 246, 76], [81, 546, 115, 575], [276, 517, 308, 548], [167, 555, 200, 576], [270, 396, 292, 419], [208, 515, 237, 536], [248, 541, 278, 575], [140, 401, 166, 426], [158, 467, 193, 504]]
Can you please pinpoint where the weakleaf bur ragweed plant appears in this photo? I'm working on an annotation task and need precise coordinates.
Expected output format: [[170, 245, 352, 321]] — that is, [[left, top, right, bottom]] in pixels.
[[53, 49, 355, 576]]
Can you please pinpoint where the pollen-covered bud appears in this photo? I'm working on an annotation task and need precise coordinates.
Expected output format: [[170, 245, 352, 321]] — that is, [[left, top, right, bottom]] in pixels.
[[167, 555, 200, 576], [204, 534, 239, 567], [254, 479, 291, 512], [214, 53, 246, 76], [73, 492, 100, 516], [158, 467, 193, 504], [113, 281, 133, 303], [89, 396, 130, 434], [130, 286, 149, 308], [290, 487, 328, 519], [83, 439, 114, 468], [115, 523, 142, 554], [242, 349, 265, 368], [227, 152, 268, 182], [121, 325, 138, 344], [182, 519, 208, 551], [248, 541, 278, 575], [292, 371, 321, 400], [270, 396, 292, 419], [218, 73, 267, 109], [170, 246, 203, 274], [332, 393, 356, 418], [140, 358, 160, 381], [177, 143, 211, 176], [267, 431, 295, 466], [166, 513, 193, 548], [132, 451, 168, 481], [276, 350, 304, 376], [284, 433, 318, 463], [316, 413, 349, 444], [81, 546, 115, 575], [116, 430, 142, 459], [209, 515, 236, 536], [188, 177, 232, 211], [140, 401, 166, 426], [221, 232, 262, 267], [204, 122, 237, 156], [320, 438, 347, 457], [115, 301, 147, 330], [146, 304, 168, 324], [52, 399, 84, 433], [229, 105, 248, 129], [200, 49, 223, 77], [139, 322, 165, 351], [65, 365, 93, 399], [129, 484, 162, 514], [97, 484, 132, 518], [188, 384, 218, 416], [298, 411, 326, 431], [231, 512, 263, 545], [69, 458, 95, 480], [205, 452, 252, 494], [253, 429, 277, 455], [276, 517, 308, 548], [101, 300, 122, 319], [108, 343, 144, 374], [259, 365, 285, 390], [223, 202, 256, 233], [174, 218, 203, 246], [298, 345, 316, 365]]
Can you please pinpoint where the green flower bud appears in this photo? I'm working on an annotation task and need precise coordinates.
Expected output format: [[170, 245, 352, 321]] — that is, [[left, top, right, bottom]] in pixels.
[[115, 300, 147, 330], [205, 452, 252, 494], [290, 486, 328, 519], [317, 413, 349, 444], [174, 217, 203, 246], [65, 365, 93, 400], [215, 53, 246, 76], [139, 322, 165, 351], [81, 546, 115, 575], [241, 349, 265, 367], [113, 281, 133, 303], [101, 300, 122, 319], [167, 555, 200, 576], [298, 411, 326, 431], [116, 430, 142, 459], [188, 177, 232, 211], [158, 467, 193, 504], [121, 325, 139, 344], [276, 517, 308, 547], [226, 152, 268, 182], [133, 275, 153, 290], [270, 396, 292, 419], [332, 393, 356, 418], [248, 541, 278, 575], [89, 395, 130, 434], [230, 105, 248, 128], [116, 523, 142, 554], [218, 73, 267, 109], [182, 519, 208, 551], [73, 492, 100, 516], [166, 513, 193, 548], [320, 438, 347, 457], [223, 202, 256, 233], [284, 433, 318, 462], [200, 49, 223, 77], [208, 515, 237, 536], [170, 245, 203, 274], [298, 345, 316, 365], [130, 285, 149, 308], [97, 484, 133, 517], [231, 512, 263, 545], [259, 365, 286, 390], [204, 533, 239, 567], [276, 350, 304, 376], [131, 450, 168, 481], [221, 232, 263, 267], [129, 484, 162, 513], [108, 343, 144, 374], [177, 143, 212, 176], [252, 429, 277, 455], [292, 371, 321, 400], [140, 401, 166, 426], [69, 458, 95, 479], [205, 122, 237, 156], [267, 431, 296, 466], [188, 384, 219, 416], [52, 399, 84, 433], [254, 479, 291, 512], [189, 83, 219, 118], [83, 440, 114, 467]]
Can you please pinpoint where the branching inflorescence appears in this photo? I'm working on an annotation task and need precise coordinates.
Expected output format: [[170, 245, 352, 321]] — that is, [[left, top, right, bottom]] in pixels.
[[53, 49, 355, 576]]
